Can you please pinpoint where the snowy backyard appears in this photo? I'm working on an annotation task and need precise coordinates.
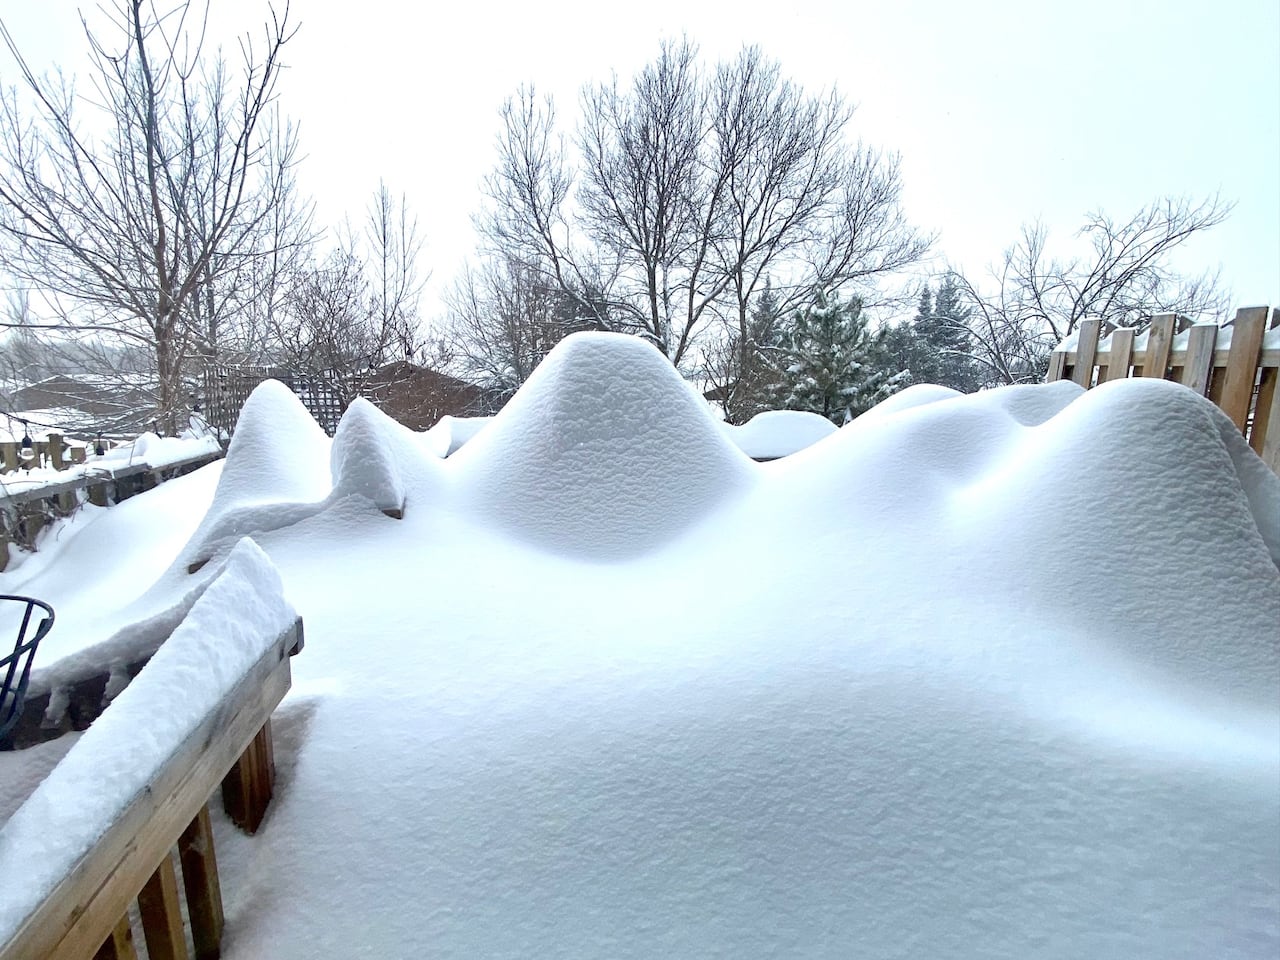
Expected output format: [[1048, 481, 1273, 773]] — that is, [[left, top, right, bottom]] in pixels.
[[1, 332, 1278, 957]]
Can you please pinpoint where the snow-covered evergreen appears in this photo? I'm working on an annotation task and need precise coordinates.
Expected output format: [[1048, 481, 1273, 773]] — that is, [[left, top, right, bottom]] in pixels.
[[778, 290, 907, 423]]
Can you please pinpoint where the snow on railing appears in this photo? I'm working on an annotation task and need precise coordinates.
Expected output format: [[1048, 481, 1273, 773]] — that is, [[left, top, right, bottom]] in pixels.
[[0, 435, 222, 572], [0, 540, 301, 960], [1047, 305, 1280, 473]]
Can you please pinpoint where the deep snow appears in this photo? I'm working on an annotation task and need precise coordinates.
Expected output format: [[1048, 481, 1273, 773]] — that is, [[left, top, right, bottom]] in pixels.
[[1, 332, 1277, 958]]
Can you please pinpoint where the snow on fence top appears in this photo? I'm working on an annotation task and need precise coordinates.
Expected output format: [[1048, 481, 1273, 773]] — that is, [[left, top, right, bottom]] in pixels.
[[0, 431, 220, 497], [0, 430, 224, 573]]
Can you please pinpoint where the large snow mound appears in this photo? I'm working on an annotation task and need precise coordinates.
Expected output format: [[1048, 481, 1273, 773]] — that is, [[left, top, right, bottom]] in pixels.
[[176, 382, 333, 570], [175, 382, 445, 573], [209, 380, 332, 507], [450, 333, 755, 559], [329, 398, 410, 514], [776, 379, 1279, 705]]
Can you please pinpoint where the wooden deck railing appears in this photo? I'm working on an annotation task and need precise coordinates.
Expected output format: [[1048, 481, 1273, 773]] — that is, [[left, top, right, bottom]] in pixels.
[[1046, 305, 1280, 472], [0, 448, 222, 572], [0, 616, 302, 960]]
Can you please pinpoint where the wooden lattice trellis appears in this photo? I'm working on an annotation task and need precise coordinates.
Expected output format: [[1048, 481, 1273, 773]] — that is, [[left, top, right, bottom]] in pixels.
[[202, 364, 349, 440]]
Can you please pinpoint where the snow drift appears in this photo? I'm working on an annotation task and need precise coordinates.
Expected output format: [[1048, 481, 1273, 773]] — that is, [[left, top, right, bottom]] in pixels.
[[3, 332, 1277, 958], [422, 414, 492, 458], [177, 383, 442, 573], [176, 382, 333, 571], [450, 333, 755, 559]]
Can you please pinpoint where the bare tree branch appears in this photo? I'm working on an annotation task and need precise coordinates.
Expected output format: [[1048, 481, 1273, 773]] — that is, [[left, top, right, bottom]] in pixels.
[[951, 195, 1233, 385], [0, 0, 299, 432]]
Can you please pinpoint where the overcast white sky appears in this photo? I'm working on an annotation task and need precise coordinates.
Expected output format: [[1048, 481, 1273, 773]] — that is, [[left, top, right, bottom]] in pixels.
[[5, 0, 1279, 326]]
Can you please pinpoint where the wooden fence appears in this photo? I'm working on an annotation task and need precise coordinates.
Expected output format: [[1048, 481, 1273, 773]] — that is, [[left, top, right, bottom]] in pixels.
[[0, 617, 302, 960], [1046, 305, 1280, 472]]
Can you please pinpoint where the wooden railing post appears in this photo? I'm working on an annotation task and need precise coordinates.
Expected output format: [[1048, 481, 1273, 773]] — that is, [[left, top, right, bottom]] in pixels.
[[0, 617, 297, 960], [178, 806, 225, 960], [47, 434, 65, 471], [137, 856, 189, 960], [93, 919, 137, 960], [221, 719, 277, 834], [88, 480, 110, 507]]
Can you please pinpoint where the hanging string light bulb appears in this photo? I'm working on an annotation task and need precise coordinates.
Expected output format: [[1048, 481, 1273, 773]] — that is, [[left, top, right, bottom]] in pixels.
[[17, 419, 35, 470], [94, 433, 105, 457]]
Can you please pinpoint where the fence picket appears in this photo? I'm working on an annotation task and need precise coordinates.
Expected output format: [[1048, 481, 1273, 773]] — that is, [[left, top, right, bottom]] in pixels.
[[1046, 350, 1068, 382], [1101, 328, 1135, 383], [1139, 314, 1177, 378], [1253, 366, 1280, 472], [1218, 307, 1269, 431], [1180, 323, 1218, 396], [1072, 319, 1103, 387]]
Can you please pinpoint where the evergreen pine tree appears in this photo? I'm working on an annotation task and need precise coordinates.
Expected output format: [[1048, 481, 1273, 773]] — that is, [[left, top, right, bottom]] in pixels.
[[915, 286, 933, 331], [879, 277, 982, 394], [715, 278, 790, 423], [778, 291, 906, 424], [923, 276, 980, 392]]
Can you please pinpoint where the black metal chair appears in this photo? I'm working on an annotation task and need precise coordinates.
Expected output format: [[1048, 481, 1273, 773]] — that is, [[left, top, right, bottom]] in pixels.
[[0, 595, 54, 742]]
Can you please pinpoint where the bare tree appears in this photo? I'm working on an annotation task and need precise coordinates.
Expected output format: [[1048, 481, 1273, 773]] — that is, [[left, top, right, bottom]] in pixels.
[[709, 47, 929, 417], [471, 41, 929, 387], [0, 0, 299, 432], [477, 90, 606, 323], [953, 195, 1233, 385], [443, 253, 600, 401], [0, 291, 45, 388], [186, 112, 315, 367], [576, 38, 723, 365], [269, 183, 428, 401], [363, 181, 428, 356]]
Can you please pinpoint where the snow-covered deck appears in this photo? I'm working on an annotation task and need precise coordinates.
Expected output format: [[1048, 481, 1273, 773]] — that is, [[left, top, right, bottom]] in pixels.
[[1, 332, 1277, 958]]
